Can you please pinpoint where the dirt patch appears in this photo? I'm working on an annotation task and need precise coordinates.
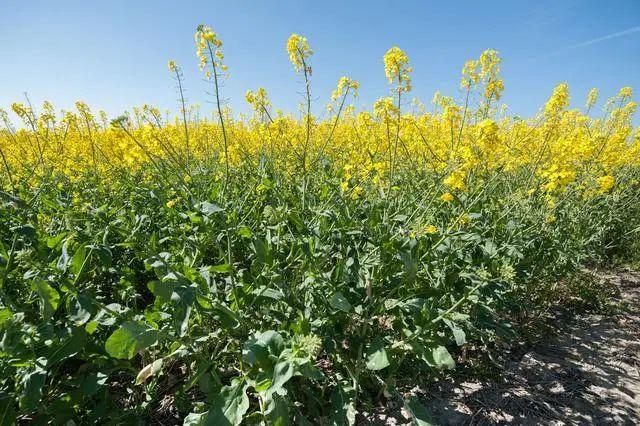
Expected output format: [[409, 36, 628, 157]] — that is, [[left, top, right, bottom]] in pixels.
[[365, 270, 640, 425]]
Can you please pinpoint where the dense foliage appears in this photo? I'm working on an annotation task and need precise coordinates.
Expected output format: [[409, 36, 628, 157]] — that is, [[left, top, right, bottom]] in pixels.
[[0, 27, 639, 424]]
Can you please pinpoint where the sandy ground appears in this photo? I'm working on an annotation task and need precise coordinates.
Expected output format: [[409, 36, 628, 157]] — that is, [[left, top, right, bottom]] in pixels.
[[365, 270, 640, 425]]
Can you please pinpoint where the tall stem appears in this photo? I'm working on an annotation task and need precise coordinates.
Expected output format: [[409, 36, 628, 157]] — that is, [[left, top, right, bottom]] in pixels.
[[206, 42, 230, 194]]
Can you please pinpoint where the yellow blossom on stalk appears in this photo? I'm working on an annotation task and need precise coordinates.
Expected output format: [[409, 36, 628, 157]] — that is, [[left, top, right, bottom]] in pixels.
[[461, 59, 480, 88], [168, 60, 177, 72], [245, 88, 271, 112], [441, 192, 454, 202], [383, 46, 412, 92], [444, 170, 466, 190], [597, 175, 615, 193], [331, 77, 359, 101], [286, 34, 313, 72], [586, 88, 598, 110], [373, 97, 399, 119], [618, 87, 633, 100], [545, 83, 570, 119], [425, 225, 438, 234], [195, 25, 225, 75]]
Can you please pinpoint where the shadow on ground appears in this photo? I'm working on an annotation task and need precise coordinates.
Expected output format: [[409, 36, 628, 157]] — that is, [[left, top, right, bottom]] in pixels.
[[365, 270, 640, 425]]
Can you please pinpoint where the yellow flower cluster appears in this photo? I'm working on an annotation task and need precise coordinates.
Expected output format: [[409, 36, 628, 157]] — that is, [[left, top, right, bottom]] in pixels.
[[383, 46, 412, 92], [0, 36, 638, 208], [286, 34, 313, 73], [195, 25, 227, 77]]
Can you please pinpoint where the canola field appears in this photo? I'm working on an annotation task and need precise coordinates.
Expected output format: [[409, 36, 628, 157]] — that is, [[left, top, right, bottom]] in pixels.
[[0, 26, 639, 424]]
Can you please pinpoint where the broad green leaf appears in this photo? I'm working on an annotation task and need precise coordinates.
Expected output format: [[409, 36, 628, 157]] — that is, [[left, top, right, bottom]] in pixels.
[[32, 279, 60, 321], [330, 292, 351, 313], [243, 330, 284, 368], [48, 327, 87, 364], [56, 240, 71, 271], [264, 353, 295, 398], [443, 318, 466, 346], [92, 245, 112, 267], [148, 280, 173, 301], [183, 412, 208, 426], [210, 263, 232, 273], [208, 377, 250, 426], [365, 336, 390, 371], [264, 393, 290, 426], [330, 384, 356, 426], [105, 321, 159, 359], [404, 396, 433, 426], [0, 309, 11, 328], [18, 365, 46, 411], [68, 294, 96, 325], [430, 345, 455, 370], [0, 392, 16, 426], [69, 245, 88, 275], [198, 201, 224, 216]]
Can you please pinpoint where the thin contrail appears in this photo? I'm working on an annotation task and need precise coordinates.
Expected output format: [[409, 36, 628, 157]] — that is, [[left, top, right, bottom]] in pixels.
[[570, 25, 640, 48]]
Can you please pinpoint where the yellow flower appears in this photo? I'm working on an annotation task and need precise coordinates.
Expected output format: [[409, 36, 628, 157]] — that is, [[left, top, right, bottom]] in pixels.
[[586, 88, 598, 110], [331, 77, 359, 101], [545, 83, 570, 119], [441, 192, 454, 202], [443, 170, 466, 190], [195, 25, 225, 72], [425, 225, 438, 234], [167, 60, 177, 72], [383, 46, 412, 92], [597, 175, 615, 193], [286, 34, 313, 72]]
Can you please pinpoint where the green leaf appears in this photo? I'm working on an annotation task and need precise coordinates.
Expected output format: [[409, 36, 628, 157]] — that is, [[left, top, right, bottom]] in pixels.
[[330, 292, 351, 313], [198, 201, 224, 216], [237, 226, 253, 239], [56, 240, 71, 271], [265, 354, 295, 398], [48, 327, 87, 364], [330, 384, 356, 426], [18, 365, 46, 411], [68, 294, 96, 325], [365, 336, 390, 371], [32, 279, 60, 321], [148, 280, 173, 301], [443, 318, 466, 346], [210, 264, 232, 273], [105, 321, 159, 359], [404, 396, 433, 426], [69, 245, 88, 275], [89, 244, 112, 268], [12, 225, 35, 240], [243, 331, 285, 368], [0, 309, 12, 328], [0, 392, 16, 426], [183, 412, 208, 426], [208, 377, 250, 426], [264, 393, 290, 426], [430, 345, 455, 370]]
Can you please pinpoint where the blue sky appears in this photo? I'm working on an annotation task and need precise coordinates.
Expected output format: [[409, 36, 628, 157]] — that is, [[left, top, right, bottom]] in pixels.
[[1, 0, 639, 122]]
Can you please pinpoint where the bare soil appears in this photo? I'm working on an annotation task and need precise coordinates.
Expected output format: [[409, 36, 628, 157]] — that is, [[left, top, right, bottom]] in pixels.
[[365, 270, 640, 425]]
